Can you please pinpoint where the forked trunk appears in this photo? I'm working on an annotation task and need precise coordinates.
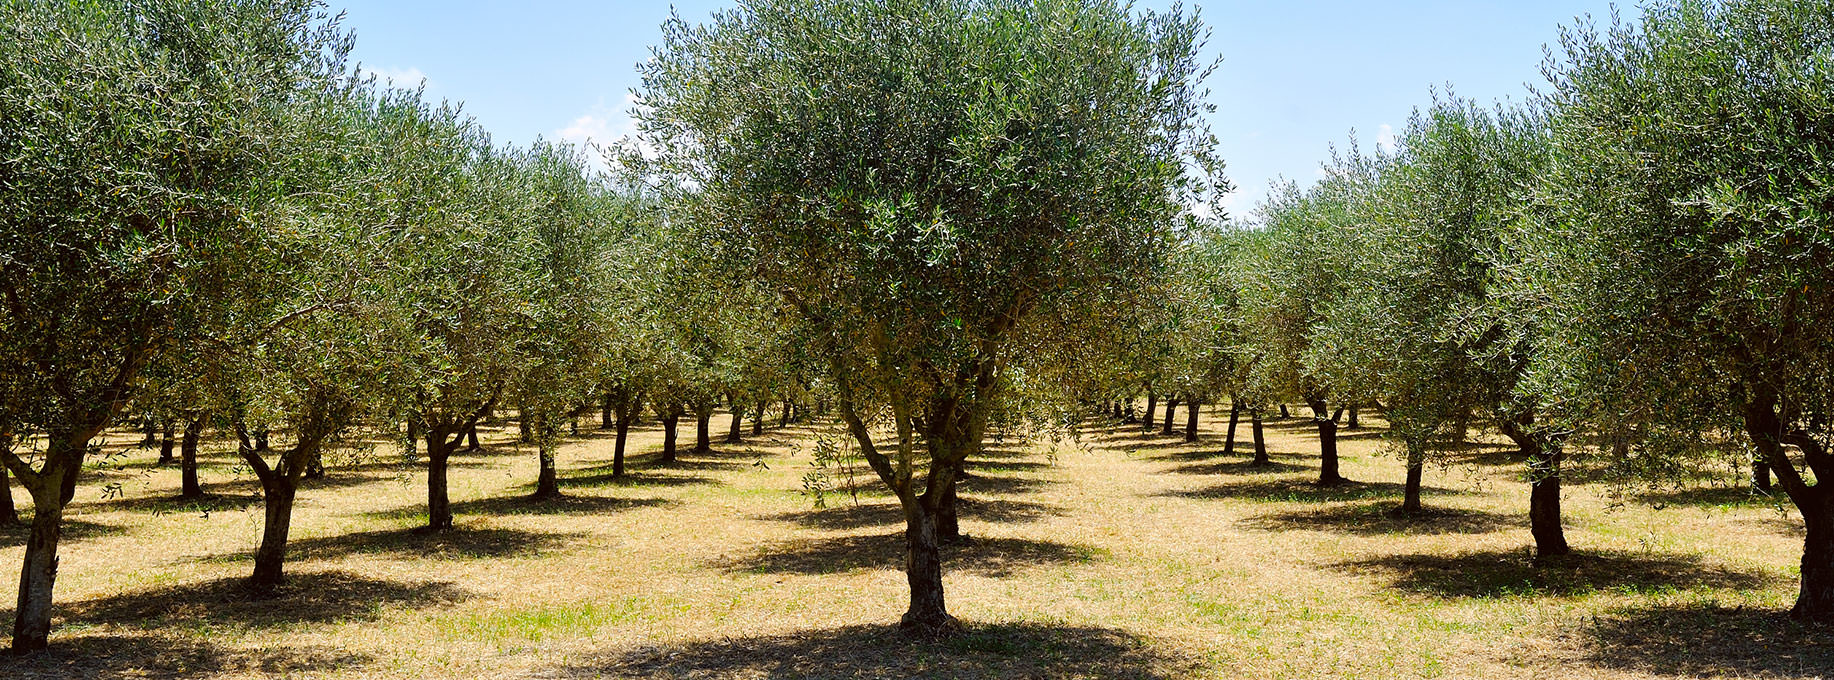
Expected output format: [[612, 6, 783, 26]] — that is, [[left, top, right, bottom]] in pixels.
[[1308, 399, 1344, 485], [250, 477, 297, 593], [1223, 402, 1241, 456], [1741, 389, 1834, 621], [1501, 411, 1570, 558], [1251, 411, 1269, 465]]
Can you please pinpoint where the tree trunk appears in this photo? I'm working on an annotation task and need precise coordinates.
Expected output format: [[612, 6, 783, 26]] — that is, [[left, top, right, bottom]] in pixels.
[[518, 411, 533, 444], [1251, 411, 1269, 465], [935, 477, 960, 544], [0, 464, 15, 526], [613, 415, 631, 479], [780, 400, 791, 428], [1400, 441, 1424, 514], [465, 423, 481, 452], [1308, 399, 1345, 485], [533, 441, 559, 499], [1223, 402, 1241, 456], [1754, 458, 1773, 492], [899, 503, 957, 638], [1279, 404, 1289, 419], [601, 394, 614, 429], [425, 430, 455, 532], [1161, 398, 1180, 435], [1346, 406, 1360, 429], [1143, 393, 1158, 430], [157, 419, 177, 465], [1184, 397, 1201, 443], [405, 419, 420, 458], [1123, 398, 1138, 424], [180, 416, 205, 498], [249, 476, 297, 593], [751, 403, 765, 436], [1800, 505, 1834, 622], [726, 407, 744, 443], [140, 420, 158, 448], [693, 410, 712, 454], [1501, 410, 1570, 558], [11, 502, 63, 652], [660, 412, 679, 464], [1740, 390, 1834, 621]]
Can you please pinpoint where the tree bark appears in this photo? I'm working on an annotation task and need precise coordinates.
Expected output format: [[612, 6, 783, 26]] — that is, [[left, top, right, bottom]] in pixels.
[[1740, 387, 1834, 621], [751, 402, 765, 436], [780, 399, 792, 428], [534, 442, 559, 499], [425, 429, 455, 532], [12, 501, 63, 652], [1184, 397, 1201, 443], [1346, 406, 1360, 429], [693, 409, 713, 454], [1754, 458, 1773, 492], [1143, 393, 1158, 430], [726, 407, 744, 443], [601, 394, 614, 430], [250, 475, 297, 593], [1400, 440, 1425, 514], [157, 419, 177, 465], [1161, 398, 1180, 436], [660, 412, 679, 464], [465, 423, 480, 452], [1307, 398, 1345, 485], [1279, 404, 1289, 419], [613, 413, 631, 479], [0, 464, 15, 526], [899, 502, 957, 638], [1501, 410, 1570, 558], [1251, 410, 1269, 465], [1223, 402, 1241, 456], [935, 477, 960, 544], [180, 416, 205, 498], [405, 419, 420, 458]]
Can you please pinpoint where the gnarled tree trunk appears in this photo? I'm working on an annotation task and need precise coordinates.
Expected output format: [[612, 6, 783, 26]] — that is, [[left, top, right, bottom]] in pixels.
[[1501, 409, 1570, 558], [1741, 386, 1834, 621], [425, 427, 457, 532], [1306, 398, 1345, 485], [1184, 397, 1201, 443], [180, 415, 206, 498]]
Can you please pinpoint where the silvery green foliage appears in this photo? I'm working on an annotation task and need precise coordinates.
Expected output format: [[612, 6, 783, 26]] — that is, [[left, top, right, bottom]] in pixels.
[[639, 0, 1220, 485]]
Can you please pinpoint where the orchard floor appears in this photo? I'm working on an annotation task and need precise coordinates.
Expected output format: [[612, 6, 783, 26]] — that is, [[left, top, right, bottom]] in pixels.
[[1, 407, 1829, 679]]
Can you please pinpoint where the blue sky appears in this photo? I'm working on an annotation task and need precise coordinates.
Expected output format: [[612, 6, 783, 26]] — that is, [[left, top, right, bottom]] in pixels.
[[334, 1, 1620, 218]]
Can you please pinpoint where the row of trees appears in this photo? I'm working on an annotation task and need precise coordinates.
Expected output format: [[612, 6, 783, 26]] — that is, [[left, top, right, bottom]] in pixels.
[[0, 0, 831, 652], [1134, 0, 1834, 623]]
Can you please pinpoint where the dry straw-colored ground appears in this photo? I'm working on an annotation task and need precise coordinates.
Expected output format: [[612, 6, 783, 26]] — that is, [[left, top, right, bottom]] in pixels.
[[1, 405, 1829, 679]]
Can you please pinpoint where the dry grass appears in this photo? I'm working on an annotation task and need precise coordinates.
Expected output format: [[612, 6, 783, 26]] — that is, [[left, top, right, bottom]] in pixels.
[[0, 406, 1828, 679]]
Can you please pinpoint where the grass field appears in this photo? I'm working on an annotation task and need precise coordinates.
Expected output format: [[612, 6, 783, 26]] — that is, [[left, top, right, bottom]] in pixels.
[[1, 407, 1829, 679]]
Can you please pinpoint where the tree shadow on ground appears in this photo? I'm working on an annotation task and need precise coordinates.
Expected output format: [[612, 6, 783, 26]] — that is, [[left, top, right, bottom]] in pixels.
[[765, 498, 1067, 531], [955, 473, 1057, 496], [1569, 603, 1834, 677], [2, 632, 371, 680], [966, 459, 1053, 473], [84, 473, 401, 515], [59, 570, 470, 630], [1631, 485, 1789, 510], [718, 532, 1103, 577], [278, 526, 584, 561], [563, 468, 721, 489], [1165, 457, 1310, 476], [1241, 502, 1520, 536], [0, 518, 126, 549], [360, 493, 677, 521], [1337, 549, 1779, 599], [544, 621, 1204, 679], [1161, 478, 1463, 504]]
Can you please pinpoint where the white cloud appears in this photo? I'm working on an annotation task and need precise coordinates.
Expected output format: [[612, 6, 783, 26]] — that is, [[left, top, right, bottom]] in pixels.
[[363, 65, 429, 88], [1375, 123, 1397, 154], [556, 92, 649, 170]]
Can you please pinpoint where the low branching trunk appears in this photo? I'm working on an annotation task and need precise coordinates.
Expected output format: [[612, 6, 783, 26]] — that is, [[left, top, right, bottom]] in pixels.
[[1741, 384, 1834, 621], [1500, 409, 1570, 558], [7, 431, 89, 653], [1306, 398, 1345, 485]]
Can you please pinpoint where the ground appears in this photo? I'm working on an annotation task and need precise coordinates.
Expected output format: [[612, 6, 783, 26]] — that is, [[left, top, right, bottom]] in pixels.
[[0, 407, 1828, 679]]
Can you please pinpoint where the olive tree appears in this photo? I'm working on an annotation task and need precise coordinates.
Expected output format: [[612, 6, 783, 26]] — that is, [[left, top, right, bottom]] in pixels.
[[1508, 0, 1834, 617], [0, 0, 351, 651], [639, 0, 1218, 636]]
